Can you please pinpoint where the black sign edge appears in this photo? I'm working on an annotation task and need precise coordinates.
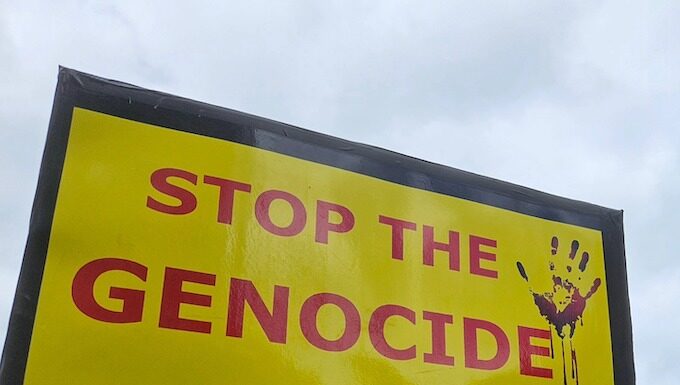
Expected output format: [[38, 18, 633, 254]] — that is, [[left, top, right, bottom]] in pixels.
[[0, 69, 75, 384], [0, 66, 635, 384]]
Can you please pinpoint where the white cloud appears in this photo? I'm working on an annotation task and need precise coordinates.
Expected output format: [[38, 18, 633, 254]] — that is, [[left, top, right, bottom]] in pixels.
[[630, 266, 680, 385]]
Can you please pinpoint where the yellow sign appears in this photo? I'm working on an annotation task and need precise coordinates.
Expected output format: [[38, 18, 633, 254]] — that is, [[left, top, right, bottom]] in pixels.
[[22, 107, 614, 384]]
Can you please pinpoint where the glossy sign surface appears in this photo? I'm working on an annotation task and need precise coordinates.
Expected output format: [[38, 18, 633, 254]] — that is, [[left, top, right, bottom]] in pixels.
[[1, 69, 633, 385]]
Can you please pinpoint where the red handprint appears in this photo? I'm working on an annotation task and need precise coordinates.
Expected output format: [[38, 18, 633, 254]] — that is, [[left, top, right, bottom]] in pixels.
[[517, 236, 602, 385]]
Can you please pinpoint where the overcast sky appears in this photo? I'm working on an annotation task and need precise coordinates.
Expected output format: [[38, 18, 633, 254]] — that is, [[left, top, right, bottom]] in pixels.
[[1, 1, 679, 383]]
